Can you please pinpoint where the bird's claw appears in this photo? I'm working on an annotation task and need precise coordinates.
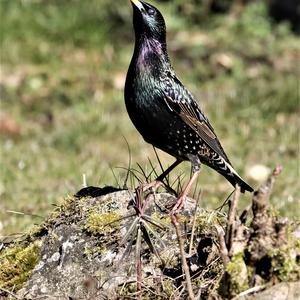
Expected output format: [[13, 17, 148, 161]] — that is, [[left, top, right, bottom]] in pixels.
[[140, 180, 163, 193], [170, 196, 186, 215]]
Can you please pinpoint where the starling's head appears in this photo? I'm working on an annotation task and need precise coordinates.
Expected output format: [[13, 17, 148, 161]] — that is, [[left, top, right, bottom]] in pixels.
[[130, 0, 166, 42]]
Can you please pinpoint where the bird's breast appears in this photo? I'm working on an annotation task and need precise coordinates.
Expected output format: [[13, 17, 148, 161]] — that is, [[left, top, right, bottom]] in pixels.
[[125, 73, 173, 138]]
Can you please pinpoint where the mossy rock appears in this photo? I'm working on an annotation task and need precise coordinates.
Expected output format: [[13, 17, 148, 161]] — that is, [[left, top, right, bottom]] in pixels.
[[0, 187, 299, 299], [0, 242, 40, 290], [0, 189, 224, 299]]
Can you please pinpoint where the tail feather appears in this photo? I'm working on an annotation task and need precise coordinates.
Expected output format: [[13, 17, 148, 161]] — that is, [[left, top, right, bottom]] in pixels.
[[223, 161, 253, 193], [207, 155, 254, 193], [226, 162, 253, 193], [226, 173, 254, 193]]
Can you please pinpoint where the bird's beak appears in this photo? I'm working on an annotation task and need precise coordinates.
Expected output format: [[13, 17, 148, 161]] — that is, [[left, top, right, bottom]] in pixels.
[[130, 0, 145, 12]]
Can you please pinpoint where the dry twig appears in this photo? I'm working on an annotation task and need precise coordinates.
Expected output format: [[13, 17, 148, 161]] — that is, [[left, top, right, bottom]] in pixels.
[[215, 225, 229, 266], [225, 185, 240, 254], [171, 213, 196, 300], [189, 191, 202, 256]]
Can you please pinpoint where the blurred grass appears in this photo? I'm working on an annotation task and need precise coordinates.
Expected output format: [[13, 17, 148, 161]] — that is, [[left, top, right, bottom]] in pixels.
[[0, 0, 299, 235]]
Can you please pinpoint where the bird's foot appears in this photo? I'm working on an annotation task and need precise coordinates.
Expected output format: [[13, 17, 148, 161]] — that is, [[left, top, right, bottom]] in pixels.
[[140, 180, 163, 193], [170, 169, 200, 214], [170, 195, 186, 215], [133, 181, 162, 217]]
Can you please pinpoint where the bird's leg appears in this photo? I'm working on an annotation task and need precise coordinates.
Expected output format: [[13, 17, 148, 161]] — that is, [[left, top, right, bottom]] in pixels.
[[171, 162, 201, 214], [138, 159, 182, 214], [141, 159, 182, 192]]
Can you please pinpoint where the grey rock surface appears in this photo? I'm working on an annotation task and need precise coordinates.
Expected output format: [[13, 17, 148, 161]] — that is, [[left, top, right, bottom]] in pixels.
[[17, 188, 222, 299], [236, 282, 300, 300], [7, 186, 298, 300]]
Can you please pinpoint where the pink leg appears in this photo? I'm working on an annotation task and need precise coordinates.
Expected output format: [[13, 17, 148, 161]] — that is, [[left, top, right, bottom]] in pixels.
[[140, 159, 182, 192], [141, 180, 162, 192], [171, 170, 200, 214]]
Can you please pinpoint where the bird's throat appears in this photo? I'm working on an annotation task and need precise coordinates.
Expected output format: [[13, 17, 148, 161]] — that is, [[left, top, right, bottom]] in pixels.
[[135, 37, 168, 71]]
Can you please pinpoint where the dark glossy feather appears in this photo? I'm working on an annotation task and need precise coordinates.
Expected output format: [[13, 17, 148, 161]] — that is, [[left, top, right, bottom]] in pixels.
[[125, 0, 253, 193], [160, 70, 231, 164]]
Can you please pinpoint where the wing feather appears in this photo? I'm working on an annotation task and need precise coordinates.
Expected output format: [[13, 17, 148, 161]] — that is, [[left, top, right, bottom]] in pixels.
[[161, 72, 231, 163]]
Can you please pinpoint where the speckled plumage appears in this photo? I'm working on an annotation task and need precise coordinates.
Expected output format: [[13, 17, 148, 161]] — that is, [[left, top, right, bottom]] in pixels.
[[125, 0, 253, 193]]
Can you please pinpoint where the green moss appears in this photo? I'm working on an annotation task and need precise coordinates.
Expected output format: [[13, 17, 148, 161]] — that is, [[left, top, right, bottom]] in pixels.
[[40, 196, 77, 228], [102, 195, 112, 205], [118, 278, 174, 299], [151, 211, 171, 227], [269, 246, 300, 282], [85, 211, 120, 235], [225, 253, 249, 296], [83, 245, 106, 258], [195, 214, 209, 230], [161, 277, 176, 297], [27, 223, 49, 241], [52, 196, 77, 218], [194, 211, 226, 233], [265, 222, 300, 282], [0, 242, 40, 290], [295, 239, 300, 249], [118, 281, 136, 296]]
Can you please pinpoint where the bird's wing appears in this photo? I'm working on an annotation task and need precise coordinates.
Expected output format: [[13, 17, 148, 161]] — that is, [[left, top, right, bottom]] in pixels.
[[161, 71, 231, 163]]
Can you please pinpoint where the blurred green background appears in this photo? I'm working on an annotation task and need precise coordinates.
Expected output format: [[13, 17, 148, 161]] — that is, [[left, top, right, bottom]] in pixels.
[[0, 0, 299, 236]]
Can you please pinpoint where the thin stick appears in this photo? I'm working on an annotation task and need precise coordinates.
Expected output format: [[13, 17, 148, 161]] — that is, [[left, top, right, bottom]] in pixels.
[[153, 146, 164, 174], [122, 135, 132, 189], [6, 210, 43, 219], [115, 167, 143, 185], [136, 162, 149, 182], [109, 165, 120, 188], [119, 217, 139, 246], [0, 287, 20, 299], [189, 191, 202, 256], [175, 172, 185, 196], [140, 282, 165, 298], [216, 189, 235, 211], [136, 223, 142, 300], [153, 147, 174, 191], [147, 157, 159, 178], [215, 225, 230, 266], [82, 173, 87, 187], [171, 214, 196, 300], [232, 285, 265, 299], [225, 185, 240, 253]]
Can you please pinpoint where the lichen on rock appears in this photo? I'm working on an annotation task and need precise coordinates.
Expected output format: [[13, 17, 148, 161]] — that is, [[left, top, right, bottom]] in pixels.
[[85, 211, 121, 235], [224, 252, 249, 296], [0, 242, 40, 290], [0, 179, 299, 299]]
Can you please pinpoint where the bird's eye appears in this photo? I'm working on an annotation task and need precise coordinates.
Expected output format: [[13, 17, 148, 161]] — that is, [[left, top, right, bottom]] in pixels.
[[147, 8, 156, 16]]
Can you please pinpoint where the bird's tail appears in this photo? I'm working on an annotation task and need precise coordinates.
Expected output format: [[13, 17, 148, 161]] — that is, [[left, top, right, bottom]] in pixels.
[[226, 173, 254, 193], [212, 157, 254, 193]]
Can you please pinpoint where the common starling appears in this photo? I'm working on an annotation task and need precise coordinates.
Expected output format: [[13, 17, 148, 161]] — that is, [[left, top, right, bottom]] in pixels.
[[125, 0, 253, 210]]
